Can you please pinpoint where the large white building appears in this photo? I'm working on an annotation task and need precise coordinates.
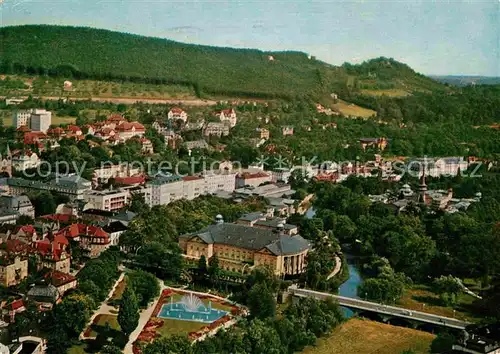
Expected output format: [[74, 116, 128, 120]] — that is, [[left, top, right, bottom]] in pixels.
[[13, 110, 32, 128], [13, 109, 52, 132], [30, 109, 52, 133], [148, 175, 185, 206], [83, 185, 152, 212]]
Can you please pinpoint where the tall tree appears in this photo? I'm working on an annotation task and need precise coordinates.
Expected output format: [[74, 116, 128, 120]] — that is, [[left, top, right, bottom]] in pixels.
[[118, 286, 140, 336]]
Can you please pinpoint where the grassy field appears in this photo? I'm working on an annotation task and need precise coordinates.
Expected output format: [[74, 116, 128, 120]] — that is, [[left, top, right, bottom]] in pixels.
[[360, 89, 411, 97], [1, 75, 196, 99], [303, 318, 434, 354], [332, 99, 377, 118], [397, 285, 478, 322]]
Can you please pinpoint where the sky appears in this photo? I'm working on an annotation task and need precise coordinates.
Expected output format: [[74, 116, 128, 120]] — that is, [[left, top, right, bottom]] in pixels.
[[0, 0, 499, 76]]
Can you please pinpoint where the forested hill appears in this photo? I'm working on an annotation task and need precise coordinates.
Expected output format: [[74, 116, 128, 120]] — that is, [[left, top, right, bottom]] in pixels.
[[0, 25, 445, 99]]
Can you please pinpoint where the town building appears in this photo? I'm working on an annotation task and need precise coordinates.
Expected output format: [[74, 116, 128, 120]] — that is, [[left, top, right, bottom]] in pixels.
[[115, 121, 146, 140], [13, 110, 32, 129], [168, 107, 188, 123], [256, 128, 270, 140], [148, 175, 185, 206], [29, 109, 52, 133], [214, 109, 237, 128], [8, 175, 92, 201], [11, 151, 40, 171], [183, 140, 209, 151], [359, 137, 389, 151], [0, 256, 28, 287], [182, 176, 204, 200], [27, 283, 59, 310], [44, 270, 77, 296], [55, 223, 110, 258], [139, 137, 154, 154], [271, 168, 291, 183], [203, 122, 230, 137], [236, 171, 272, 188], [34, 235, 71, 274], [452, 324, 500, 354], [83, 189, 130, 212], [0, 195, 35, 224], [179, 216, 310, 276], [282, 126, 294, 136], [92, 163, 142, 186]]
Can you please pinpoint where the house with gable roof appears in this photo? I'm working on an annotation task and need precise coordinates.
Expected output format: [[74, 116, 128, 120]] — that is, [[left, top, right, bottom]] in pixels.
[[167, 107, 188, 123], [55, 223, 110, 258]]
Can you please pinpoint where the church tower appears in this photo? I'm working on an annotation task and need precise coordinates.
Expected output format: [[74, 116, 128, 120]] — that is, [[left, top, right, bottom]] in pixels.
[[0, 144, 12, 177], [417, 170, 427, 203]]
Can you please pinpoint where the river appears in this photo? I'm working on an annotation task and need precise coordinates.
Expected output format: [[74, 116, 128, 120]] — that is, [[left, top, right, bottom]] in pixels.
[[306, 207, 364, 318]]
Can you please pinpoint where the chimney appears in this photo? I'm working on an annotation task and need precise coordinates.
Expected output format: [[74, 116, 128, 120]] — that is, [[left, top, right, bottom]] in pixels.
[[215, 214, 224, 225], [276, 222, 285, 235]]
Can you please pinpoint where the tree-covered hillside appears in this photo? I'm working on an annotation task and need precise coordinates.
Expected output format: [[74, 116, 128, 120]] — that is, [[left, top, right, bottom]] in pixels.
[[0, 25, 341, 99], [0, 25, 445, 99]]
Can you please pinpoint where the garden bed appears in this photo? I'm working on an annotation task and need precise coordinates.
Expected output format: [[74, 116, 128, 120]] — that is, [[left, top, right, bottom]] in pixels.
[[133, 288, 245, 353]]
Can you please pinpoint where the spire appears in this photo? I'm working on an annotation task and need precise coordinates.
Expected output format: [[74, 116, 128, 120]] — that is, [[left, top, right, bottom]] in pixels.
[[418, 169, 427, 203], [6, 144, 10, 157]]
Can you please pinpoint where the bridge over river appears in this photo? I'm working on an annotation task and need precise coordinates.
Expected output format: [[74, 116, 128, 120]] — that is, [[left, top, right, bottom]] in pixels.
[[290, 287, 470, 330]]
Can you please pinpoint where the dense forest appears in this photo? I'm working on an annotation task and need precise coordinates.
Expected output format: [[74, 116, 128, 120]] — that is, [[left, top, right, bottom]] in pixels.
[[0, 25, 446, 99]]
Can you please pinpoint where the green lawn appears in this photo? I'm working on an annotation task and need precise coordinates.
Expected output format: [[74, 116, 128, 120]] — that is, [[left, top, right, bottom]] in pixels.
[[89, 314, 121, 337]]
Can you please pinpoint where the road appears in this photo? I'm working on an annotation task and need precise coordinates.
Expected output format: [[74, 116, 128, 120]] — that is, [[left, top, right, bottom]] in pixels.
[[326, 255, 342, 280], [291, 288, 470, 330], [1, 95, 218, 106]]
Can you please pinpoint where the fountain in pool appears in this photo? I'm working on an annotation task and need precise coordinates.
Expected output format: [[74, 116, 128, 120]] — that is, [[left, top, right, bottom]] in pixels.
[[157, 292, 227, 323]]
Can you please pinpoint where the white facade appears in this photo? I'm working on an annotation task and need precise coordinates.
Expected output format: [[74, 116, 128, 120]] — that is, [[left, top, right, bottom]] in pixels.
[[148, 177, 184, 206], [167, 108, 188, 123], [182, 176, 204, 200], [83, 189, 130, 212], [13, 110, 32, 128], [92, 163, 142, 184], [12, 152, 40, 171], [202, 172, 237, 194], [217, 109, 237, 128], [30, 110, 52, 133], [271, 168, 291, 183]]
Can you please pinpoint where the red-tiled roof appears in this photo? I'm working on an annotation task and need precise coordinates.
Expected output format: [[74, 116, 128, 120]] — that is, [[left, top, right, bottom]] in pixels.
[[45, 270, 76, 287], [66, 125, 81, 132], [9, 299, 25, 311], [239, 172, 270, 179], [115, 176, 145, 185], [5, 239, 32, 254], [169, 107, 185, 114], [14, 225, 36, 235], [116, 121, 145, 132], [55, 223, 109, 240], [48, 127, 65, 135], [108, 114, 126, 122], [34, 235, 68, 261], [182, 175, 203, 182], [40, 214, 74, 223]]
